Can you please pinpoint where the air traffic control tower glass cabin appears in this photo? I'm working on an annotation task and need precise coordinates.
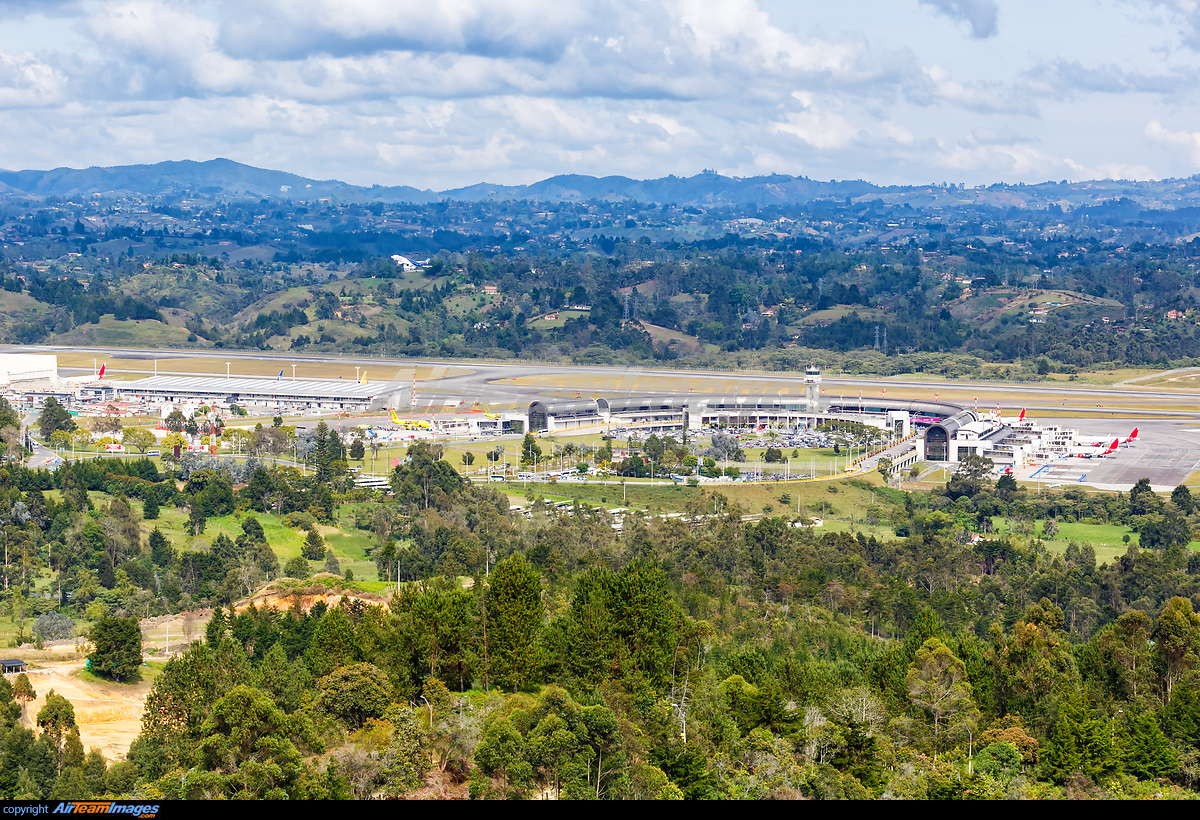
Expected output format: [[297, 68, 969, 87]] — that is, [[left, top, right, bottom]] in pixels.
[[804, 365, 821, 412]]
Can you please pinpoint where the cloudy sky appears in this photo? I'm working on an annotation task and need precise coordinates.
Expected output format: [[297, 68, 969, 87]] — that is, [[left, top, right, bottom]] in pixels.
[[2, 0, 1200, 189]]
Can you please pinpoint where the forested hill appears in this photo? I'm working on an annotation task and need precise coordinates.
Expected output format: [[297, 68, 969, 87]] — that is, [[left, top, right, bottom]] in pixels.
[[7, 159, 1200, 210], [5, 437, 1200, 799]]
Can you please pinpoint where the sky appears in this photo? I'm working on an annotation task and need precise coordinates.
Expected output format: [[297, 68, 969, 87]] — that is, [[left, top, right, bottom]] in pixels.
[[3, 1, 1200, 189]]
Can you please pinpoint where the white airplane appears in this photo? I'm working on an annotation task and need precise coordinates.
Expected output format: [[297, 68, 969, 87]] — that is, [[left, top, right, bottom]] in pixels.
[[63, 363, 106, 387]]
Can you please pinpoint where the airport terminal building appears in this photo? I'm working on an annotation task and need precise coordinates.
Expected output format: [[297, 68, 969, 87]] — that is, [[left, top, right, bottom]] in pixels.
[[115, 375, 390, 413]]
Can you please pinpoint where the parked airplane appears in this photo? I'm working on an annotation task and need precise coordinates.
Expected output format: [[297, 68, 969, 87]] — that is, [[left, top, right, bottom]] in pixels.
[[389, 409, 431, 429], [63, 363, 106, 387]]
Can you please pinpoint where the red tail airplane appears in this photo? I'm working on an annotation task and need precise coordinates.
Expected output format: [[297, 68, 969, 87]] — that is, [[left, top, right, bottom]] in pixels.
[[1123, 427, 1139, 444], [64, 363, 106, 387]]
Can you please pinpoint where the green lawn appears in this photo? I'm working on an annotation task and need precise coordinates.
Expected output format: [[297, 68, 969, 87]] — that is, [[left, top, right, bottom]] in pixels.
[[145, 504, 381, 582], [991, 517, 1200, 565]]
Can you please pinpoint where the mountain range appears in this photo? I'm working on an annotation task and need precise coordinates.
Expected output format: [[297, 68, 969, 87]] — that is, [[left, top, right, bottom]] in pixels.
[[5, 158, 1200, 212]]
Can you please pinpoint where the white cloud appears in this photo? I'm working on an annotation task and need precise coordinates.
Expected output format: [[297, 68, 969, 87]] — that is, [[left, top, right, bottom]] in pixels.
[[84, 1, 250, 95], [1146, 118, 1200, 164], [0, 50, 65, 108], [918, 0, 999, 38], [0, 0, 1192, 188]]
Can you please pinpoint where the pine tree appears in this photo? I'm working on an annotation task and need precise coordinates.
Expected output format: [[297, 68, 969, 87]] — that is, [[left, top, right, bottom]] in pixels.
[[142, 489, 159, 520], [87, 616, 143, 681], [14, 766, 39, 799], [303, 528, 325, 560], [206, 607, 228, 645], [487, 554, 543, 692], [149, 528, 174, 567], [1123, 711, 1178, 779]]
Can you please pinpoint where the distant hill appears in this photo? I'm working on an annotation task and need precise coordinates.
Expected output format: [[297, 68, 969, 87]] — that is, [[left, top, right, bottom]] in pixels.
[[5, 158, 1200, 211], [0, 158, 438, 204]]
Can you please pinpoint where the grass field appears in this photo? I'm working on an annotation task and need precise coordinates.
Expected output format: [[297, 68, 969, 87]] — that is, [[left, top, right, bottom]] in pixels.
[[141, 498, 381, 583], [990, 516, 1200, 565], [497, 471, 892, 519]]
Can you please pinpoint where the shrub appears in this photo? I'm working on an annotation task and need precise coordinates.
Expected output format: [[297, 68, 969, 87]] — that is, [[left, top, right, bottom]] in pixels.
[[33, 613, 75, 642]]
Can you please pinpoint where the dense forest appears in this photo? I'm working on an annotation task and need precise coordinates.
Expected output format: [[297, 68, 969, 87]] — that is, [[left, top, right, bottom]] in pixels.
[[6, 190, 1200, 374], [2, 439, 1200, 798]]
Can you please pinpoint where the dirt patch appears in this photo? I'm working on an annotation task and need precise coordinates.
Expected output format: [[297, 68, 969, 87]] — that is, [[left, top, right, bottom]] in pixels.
[[234, 581, 388, 614], [20, 659, 151, 761]]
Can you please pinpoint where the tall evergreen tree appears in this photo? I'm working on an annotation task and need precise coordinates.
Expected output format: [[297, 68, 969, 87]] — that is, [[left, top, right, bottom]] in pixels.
[[141, 488, 159, 520], [303, 528, 325, 561], [487, 554, 543, 692], [149, 528, 174, 567], [87, 616, 143, 681]]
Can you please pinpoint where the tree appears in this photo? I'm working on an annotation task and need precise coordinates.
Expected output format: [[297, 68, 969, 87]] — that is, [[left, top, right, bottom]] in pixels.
[[38, 398, 76, 440], [947, 454, 993, 498], [87, 615, 143, 681], [161, 432, 187, 458], [1173, 484, 1196, 514], [349, 438, 365, 462], [324, 549, 340, 576], [520, 433, 542, 467], [1130, 477, 1159, 516], [149, 527, 174, 566], [196, 684, 322, 799], [121, 427, 155, 454], [488, 554, 544, 691], [643, 434, 665, 464], [163, 410, 186, 435], [284, 557, 311, 579], [12, 673, 35, 722], [36, 689, 77, 770], [303, 528, 325, 561], [142, 488, 159, 520], [1152, 597, 1200, 698], [188, 503, 207, 535], [317, 663, 393, 728], [906, 638, 978, 755], [337, 710, 429, 799]]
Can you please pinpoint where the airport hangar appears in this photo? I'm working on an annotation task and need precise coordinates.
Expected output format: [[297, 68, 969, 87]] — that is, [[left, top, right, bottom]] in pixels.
[[112, 375, 399, 413]]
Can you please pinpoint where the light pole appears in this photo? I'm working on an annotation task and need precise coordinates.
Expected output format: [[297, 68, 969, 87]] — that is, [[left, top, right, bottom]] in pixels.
[[292, 364, 297, 381], [225, 362, 230, 380]]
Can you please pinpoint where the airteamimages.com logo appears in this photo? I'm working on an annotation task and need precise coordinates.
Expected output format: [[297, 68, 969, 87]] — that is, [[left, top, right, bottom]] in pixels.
[[52, 805, 159, 818], [2, 805, 161, 818]]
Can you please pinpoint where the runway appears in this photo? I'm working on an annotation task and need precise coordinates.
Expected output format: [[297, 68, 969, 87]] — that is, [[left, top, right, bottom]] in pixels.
[[15, 345, 1200, 491], [24, 344, 1200, 413]]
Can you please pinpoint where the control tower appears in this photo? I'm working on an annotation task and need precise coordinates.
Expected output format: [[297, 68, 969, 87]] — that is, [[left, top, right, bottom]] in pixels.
[[804, 364, 822, 412]]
